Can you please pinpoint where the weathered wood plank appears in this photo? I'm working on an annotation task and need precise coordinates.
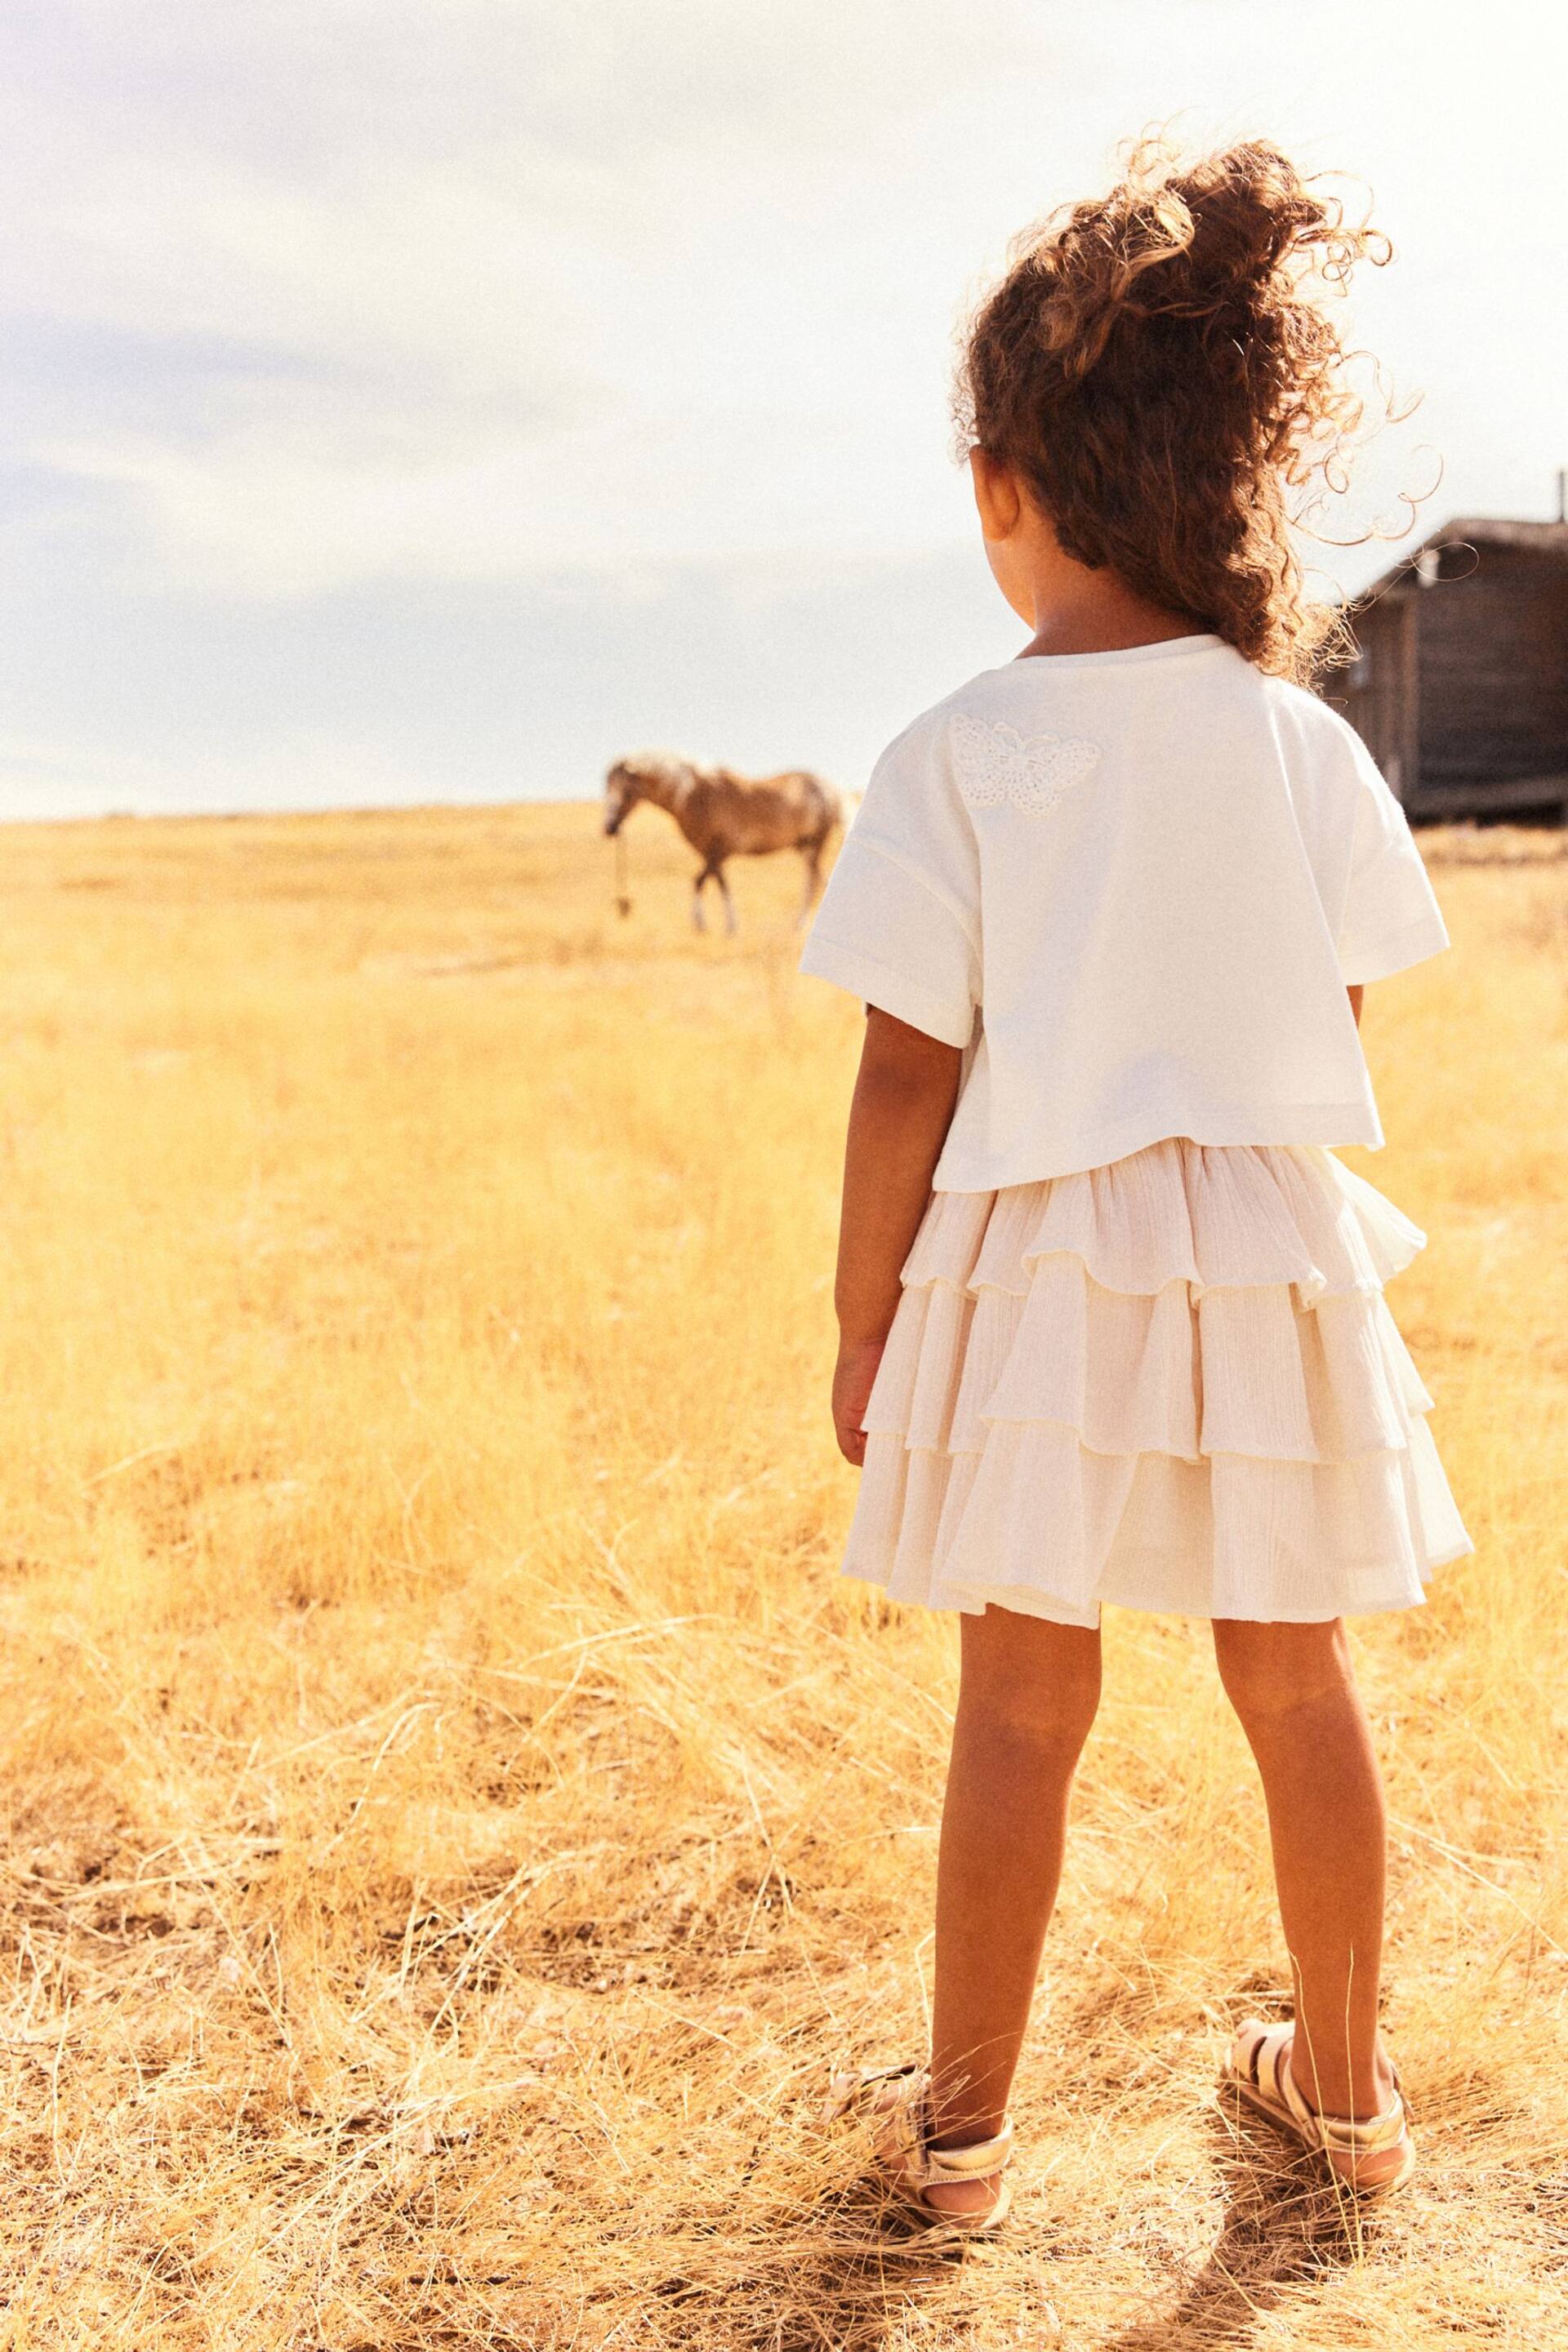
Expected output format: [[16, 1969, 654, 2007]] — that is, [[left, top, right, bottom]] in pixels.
[[1416, 550, 1568, 786], [1340, 536, 1568, 815]]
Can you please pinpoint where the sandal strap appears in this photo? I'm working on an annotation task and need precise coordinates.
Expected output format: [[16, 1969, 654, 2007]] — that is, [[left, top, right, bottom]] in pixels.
[[914, 2118, 1015, 2185], [1235, 2020, 1409, 2154], [823, 2061, 921, 2126], [1313, 2097, 1409, 2154], [1248, 2022, 1316, 2135], [826, 2063, 1013, 2189]]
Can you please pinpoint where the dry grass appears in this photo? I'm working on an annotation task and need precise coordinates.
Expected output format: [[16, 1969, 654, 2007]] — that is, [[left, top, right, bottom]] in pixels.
[[0, 800, 1566, 2349]]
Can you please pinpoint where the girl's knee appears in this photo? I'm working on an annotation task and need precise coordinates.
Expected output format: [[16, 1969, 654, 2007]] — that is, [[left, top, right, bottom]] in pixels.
[[958, 1615, 1102, 1748], [1213, 1617, 1354, 1727], [959, 1685, 1101, 1771]]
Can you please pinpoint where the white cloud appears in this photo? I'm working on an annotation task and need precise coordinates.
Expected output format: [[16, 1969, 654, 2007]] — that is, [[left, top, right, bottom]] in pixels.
[[51, 400, 976, 597]]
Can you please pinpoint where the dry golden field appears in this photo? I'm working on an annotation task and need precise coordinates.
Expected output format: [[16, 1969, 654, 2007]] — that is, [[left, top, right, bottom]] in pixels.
[[1, 800, 1566, 2350]]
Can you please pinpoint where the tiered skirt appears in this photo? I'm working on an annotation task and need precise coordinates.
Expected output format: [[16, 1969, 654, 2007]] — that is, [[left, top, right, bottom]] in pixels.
[[847, 1139, 1472, 1626]]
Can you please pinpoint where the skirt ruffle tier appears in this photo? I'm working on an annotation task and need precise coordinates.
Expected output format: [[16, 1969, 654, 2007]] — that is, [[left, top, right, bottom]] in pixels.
[[847, 1139, 1472, 1627]]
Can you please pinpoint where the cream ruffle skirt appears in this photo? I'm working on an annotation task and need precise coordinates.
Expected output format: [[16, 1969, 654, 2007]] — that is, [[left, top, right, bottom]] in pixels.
[[847, 1139, 1472, 1626]]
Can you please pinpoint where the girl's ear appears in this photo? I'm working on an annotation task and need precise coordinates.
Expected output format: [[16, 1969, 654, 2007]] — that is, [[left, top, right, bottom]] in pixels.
[[969, 448, 1022, 543]]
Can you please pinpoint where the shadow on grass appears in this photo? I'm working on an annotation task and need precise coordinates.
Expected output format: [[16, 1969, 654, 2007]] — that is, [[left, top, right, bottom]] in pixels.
[[642, 2175, 1001, 2352], [636, 2097, 1392, 2351], [1098, 2102, 1389, 2352]]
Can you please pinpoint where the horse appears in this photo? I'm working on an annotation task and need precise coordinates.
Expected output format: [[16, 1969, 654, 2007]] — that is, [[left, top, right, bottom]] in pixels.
[[603, 751, 841, 933]]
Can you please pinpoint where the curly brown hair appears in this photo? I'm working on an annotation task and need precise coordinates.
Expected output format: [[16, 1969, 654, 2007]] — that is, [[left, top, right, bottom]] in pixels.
[[954, 137, 1396, 682]]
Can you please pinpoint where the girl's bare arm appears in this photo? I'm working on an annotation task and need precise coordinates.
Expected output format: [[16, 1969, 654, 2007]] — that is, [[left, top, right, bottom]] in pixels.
[[831, 1009, 963, 1465]]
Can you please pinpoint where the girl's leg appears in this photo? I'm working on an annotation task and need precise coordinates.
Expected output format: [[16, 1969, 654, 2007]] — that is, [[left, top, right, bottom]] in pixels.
[[924, 1605, 1102, 2213], [1213, 1618, 1400, 2134]]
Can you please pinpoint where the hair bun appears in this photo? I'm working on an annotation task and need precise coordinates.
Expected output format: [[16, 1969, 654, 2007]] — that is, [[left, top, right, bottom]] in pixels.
[[1156, 142, 1370, 310], [955, 134, 1402, 684], [1033, 140, 1379, 370]]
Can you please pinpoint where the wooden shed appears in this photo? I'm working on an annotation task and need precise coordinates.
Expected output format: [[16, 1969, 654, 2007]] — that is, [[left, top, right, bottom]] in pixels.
[[1331, 517, 1568, 820]]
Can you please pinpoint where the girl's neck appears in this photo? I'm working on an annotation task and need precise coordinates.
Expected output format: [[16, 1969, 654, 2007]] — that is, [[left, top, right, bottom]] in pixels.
[[1018, 572, 1200, 660], [971, 456, 1203, 659]]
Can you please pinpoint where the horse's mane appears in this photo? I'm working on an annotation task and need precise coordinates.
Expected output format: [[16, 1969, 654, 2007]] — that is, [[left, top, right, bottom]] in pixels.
[[617, 750, 700, 803]]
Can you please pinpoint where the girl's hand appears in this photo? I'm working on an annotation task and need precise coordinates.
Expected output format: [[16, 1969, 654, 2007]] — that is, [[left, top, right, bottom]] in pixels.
[[832, 1334, 888, 1467]]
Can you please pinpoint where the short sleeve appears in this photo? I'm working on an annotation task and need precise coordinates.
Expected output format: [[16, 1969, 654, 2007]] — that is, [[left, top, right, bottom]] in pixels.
[[1334, 740, 1450, 986], [799, 718, 980, 1048]]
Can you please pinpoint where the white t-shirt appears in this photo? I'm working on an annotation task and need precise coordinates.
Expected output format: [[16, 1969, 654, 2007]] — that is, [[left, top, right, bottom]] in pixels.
[[800, 635, 1450, 1191]]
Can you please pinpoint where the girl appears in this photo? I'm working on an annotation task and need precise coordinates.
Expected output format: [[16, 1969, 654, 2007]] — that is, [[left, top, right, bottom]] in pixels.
[[802, 139, 1470, 2230]]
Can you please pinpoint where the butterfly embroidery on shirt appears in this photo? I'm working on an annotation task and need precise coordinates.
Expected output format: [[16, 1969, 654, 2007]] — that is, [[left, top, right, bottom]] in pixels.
[[951, 713, 1101, 816]]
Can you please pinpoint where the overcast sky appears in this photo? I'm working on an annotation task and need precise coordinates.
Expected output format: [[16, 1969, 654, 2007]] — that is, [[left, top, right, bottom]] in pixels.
[[3, 0, 1565, 820]]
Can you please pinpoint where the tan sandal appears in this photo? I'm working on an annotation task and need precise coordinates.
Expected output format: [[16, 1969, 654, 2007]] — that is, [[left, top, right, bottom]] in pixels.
[[1222, 2020, 1415, 2197], [825, 2063, 1013, 2236]]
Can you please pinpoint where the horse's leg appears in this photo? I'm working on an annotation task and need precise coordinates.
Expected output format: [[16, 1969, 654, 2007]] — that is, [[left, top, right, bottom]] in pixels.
[[716, 864, 737, 937], [691, 867, 709, 932], [795, 842, 824, 929]]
